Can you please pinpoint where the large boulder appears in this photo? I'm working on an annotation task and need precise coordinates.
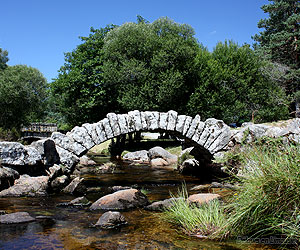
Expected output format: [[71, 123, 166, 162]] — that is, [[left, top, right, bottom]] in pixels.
[[0, 175, 49, 197], [0, 142, 42, 166], [89, 188, 149, 210], [94, 211, 127, 229], [0, 166, 19, 191], [30, 138, 60, 166], [0, 212, 35, 224], [123, 150, 149, 163], [148, 147, 178, 165]]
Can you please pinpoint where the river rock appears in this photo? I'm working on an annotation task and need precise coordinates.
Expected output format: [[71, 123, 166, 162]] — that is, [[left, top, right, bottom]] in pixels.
[[62, 177, 86, 195], [50, 175, 69, 192], [123, 150, 149, 163], [94, 211, 127, 229], [0, 212, 35, 224], [145, 197, 184, 211], [188, 193, 221, 206], [57, 196, 91, 207], [150, 158, 168, 167], [47, 164, 63, 181], [0, 166, 20, 191], [0, 175, 49, 197], [148, 147, 178, 165], [89, 188, 149, 210]]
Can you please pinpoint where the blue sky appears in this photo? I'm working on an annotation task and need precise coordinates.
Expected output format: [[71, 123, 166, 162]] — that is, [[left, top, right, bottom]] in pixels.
[[0, 0, 268, 82]]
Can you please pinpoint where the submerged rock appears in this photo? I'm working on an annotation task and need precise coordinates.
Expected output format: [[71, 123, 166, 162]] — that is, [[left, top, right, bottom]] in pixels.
[[57, 196, 91, 207], [95, 162, 116, 174], [89, 188, 149, 211], [0, 212, 35, 224], [0, 175, 49, 197], [145, 197, 184, 211], [94, 211, 127, 229]]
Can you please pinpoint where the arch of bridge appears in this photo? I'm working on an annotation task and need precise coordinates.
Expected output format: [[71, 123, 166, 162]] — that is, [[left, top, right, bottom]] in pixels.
[[51, 110, 232, 168]]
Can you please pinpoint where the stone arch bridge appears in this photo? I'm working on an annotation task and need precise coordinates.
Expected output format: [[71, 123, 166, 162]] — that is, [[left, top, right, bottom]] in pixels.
[[51, 110, 231, 169]]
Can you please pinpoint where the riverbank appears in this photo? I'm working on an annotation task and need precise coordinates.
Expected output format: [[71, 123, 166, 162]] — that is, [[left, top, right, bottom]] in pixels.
[[163, 137, 300, 248]]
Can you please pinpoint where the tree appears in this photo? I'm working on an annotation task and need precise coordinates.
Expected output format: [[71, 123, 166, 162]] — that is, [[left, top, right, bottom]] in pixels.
[[187, 41, 289, 124], [51, 25, 117, 127], [0, 48, 9, 70], [102, 17, 199, 113], [253, 0, 300, 116], [52, 17, 199, 126], [0, 65, 48, 129]]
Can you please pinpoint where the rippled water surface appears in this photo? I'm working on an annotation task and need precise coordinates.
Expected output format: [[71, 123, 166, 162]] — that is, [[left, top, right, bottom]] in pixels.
[[0, 158, 277, 250]]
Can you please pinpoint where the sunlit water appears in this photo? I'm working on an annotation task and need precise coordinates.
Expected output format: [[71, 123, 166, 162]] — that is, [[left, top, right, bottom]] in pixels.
[[0, 157, 277, 250]]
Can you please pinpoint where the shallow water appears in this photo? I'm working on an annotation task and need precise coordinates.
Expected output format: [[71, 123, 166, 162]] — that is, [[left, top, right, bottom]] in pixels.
[[0, 158, 278, 250]]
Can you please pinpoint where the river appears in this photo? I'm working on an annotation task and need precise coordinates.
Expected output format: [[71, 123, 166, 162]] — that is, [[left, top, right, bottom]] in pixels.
[[0, 156, 277, 250]]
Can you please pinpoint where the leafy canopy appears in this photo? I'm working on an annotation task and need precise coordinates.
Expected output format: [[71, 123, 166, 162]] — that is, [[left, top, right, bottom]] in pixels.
[[187, 41, 289, 123], [0, 65, 48, 129], [0, 48, 9, 70], [51, 25, 117, 126], [253, 0, 300, 112], [102, 17, 199, 113]]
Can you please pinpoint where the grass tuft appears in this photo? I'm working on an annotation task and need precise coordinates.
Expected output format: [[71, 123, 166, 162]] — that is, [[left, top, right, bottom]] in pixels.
[[226, 141, 300, 245], [163, 185, 229, 239]]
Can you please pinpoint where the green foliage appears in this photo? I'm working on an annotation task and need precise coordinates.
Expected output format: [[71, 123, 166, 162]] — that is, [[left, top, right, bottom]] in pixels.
[[52, 16, 290, 127], [0, 127, 20, 141], [187, 41, 289, 123], [227, 142, 300, 243], [0, 65, 48, 129], [0, 48, 9, 70], [51, 25, 117, 126], [253, 0, 300, 114], [163, 185, 228, 239], [102, 17, 199, 113]]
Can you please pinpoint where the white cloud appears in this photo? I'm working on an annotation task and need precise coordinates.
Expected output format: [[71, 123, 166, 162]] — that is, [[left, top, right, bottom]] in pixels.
[[209, 30, 217, 35]]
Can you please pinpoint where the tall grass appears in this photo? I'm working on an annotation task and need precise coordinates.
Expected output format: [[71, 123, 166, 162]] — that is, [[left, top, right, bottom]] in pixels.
[[227, 140, 300, 244], [163, 186, 229, 239]]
